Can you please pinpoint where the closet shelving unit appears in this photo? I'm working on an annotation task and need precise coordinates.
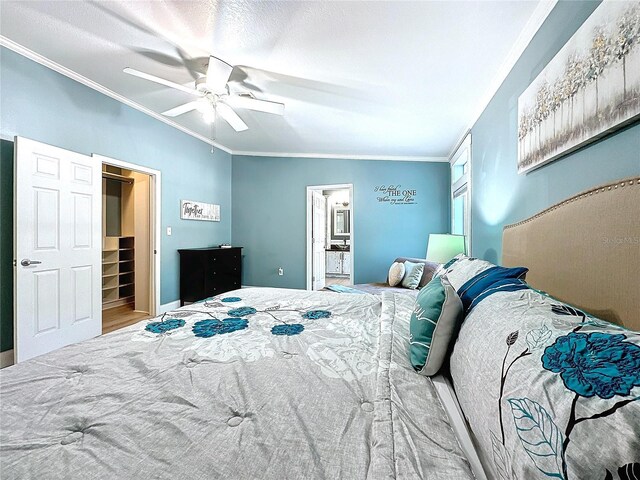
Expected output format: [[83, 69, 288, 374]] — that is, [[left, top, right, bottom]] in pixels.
[[101, 164, 151, 317], [102, 236, 135, 308]]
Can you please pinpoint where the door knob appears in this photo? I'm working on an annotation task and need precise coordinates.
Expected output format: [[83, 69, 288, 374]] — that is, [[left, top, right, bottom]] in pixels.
[[21, 259, 42, 267]]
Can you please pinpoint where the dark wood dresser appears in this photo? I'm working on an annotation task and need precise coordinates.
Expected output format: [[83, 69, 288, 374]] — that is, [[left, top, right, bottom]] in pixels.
[[178, 247, 242, 305]]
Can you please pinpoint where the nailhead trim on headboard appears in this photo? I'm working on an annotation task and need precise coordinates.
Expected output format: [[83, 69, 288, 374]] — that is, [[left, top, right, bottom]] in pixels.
[[503, 177, 640, 230]]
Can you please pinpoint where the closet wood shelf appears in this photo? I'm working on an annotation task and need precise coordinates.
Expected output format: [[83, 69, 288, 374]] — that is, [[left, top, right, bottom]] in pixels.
[[102, 236, 135, 308]]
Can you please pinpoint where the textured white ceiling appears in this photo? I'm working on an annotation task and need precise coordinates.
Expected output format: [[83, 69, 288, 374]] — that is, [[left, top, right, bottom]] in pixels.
[[0, 1, 541, 158]]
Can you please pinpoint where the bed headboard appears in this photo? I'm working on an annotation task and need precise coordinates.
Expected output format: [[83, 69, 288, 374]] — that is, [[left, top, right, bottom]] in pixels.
[[502, 177, 639, 331]]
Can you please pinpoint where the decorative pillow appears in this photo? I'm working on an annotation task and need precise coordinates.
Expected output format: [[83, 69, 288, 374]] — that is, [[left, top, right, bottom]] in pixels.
[[449, 284, 640, 480], [457, 266, 529, 313], [388, 261, 406, 287], [464, 278, 529, 313], [409, 275, 463, 375], [437, 254, 497, 290], [433, 253, 465, 278], [401, 261, 425, 290]]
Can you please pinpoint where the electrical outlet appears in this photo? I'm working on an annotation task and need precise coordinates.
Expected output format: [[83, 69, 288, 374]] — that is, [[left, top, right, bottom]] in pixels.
[[278, 267, 284, 276], [166, 226, 172, 236]]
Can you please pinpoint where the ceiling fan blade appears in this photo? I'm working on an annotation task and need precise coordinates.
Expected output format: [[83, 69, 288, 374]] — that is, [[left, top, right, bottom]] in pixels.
[[175, 48, 208, 81], [205, 56, 233, 92], [226, 95, 285, 116], [228, 65, 379, 115], [217, 102, 248, 132], [161, 101, 200, 117], [123, 68, 202, 96]]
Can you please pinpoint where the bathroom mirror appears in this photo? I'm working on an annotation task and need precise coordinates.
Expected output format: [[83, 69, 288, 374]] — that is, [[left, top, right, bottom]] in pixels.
[[333, 208, 350, 238]]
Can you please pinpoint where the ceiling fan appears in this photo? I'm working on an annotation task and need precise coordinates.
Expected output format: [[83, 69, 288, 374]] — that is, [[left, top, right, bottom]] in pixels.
[[124, 56, 285, 132]]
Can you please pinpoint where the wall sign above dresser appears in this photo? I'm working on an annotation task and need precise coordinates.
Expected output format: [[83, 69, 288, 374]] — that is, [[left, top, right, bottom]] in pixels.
[[180, 199, 220, 221]]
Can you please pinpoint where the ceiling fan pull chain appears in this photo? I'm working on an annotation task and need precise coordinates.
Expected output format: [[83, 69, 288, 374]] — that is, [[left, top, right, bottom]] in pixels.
[[211, 112, 216, 154]]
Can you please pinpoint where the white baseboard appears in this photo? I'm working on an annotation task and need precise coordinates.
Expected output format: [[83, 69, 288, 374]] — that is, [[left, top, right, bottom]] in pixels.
[[0, 349, 15, 369], [158, 300, 180, 314]]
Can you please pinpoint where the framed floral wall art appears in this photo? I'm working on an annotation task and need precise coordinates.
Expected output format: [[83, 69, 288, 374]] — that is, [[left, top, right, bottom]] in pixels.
[[517, 0, 640, 174]]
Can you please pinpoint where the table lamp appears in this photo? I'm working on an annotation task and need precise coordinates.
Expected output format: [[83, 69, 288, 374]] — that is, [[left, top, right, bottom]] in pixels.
[[426, 234, 467, 264]]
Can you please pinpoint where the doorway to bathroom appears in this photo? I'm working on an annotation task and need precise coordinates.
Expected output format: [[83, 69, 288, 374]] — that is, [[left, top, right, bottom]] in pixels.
[[305, 184, 354, 291]]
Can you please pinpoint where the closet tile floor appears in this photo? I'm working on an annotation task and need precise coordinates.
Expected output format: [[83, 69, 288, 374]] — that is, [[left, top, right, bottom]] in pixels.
[[103, 305, 152, 334]]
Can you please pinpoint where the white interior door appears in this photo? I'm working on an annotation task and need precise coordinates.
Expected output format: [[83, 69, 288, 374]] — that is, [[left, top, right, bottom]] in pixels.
[[14, 137, 101, 362], [311, 190, 326, 290]]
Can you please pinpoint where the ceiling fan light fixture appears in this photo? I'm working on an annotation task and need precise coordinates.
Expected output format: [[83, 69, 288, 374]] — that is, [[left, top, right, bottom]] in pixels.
[[202, 110, 215, 124], [123, 55, 282, 132], [196, 97, 212, 113]]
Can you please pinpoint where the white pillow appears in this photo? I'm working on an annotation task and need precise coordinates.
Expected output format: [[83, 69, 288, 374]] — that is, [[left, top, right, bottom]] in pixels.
[[401, 261, 425, 289], [388, 262, 406, 287]]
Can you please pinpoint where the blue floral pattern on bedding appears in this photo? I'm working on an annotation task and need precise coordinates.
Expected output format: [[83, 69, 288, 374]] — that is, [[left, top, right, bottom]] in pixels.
[[192, 318, 249, 338], [142, 296, 332, 340], [221, 297, 242, 303], [302, 310, 332, 320], [271, 324, 305, 336], [542, 332, 640, 399], [489, 299, 639, 480], [145, 318, 186, 334]]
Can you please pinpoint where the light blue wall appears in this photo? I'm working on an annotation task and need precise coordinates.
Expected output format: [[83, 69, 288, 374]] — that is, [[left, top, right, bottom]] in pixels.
[[471, 0, 640, 263], [0, 47, 232, 351], [232, 155, 450, 288]]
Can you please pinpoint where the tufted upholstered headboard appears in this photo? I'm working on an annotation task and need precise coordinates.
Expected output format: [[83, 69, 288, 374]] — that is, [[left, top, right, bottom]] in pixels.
[[502, 177, 639, 331]]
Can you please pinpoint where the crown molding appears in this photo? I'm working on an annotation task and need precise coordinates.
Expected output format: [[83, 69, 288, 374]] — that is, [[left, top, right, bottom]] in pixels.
[[447, 0, 558, 160], [230, 150, 448, 162], [0, 35, 233, 154]]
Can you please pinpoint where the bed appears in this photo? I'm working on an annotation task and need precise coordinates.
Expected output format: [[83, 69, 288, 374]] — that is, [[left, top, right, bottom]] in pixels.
[[0, 289, 474, 479], [1, 177, 638, 480]]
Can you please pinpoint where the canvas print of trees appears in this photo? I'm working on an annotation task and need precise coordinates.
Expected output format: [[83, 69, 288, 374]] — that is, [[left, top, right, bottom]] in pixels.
[[518, 0, 640, 174]]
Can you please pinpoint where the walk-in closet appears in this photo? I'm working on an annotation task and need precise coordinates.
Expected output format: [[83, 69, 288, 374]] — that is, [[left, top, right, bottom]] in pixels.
[[102, 165, 153, 333]]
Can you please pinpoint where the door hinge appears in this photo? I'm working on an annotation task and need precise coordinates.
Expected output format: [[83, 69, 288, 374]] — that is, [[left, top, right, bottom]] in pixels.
[[13, 259, 17, 267]]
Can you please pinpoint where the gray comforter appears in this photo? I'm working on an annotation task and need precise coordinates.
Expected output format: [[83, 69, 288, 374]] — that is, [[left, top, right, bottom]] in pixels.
[[0, 288, 473, 479]]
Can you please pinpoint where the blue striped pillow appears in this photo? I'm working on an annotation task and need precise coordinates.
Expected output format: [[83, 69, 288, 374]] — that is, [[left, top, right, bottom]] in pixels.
[[457, 266, 528, 313]]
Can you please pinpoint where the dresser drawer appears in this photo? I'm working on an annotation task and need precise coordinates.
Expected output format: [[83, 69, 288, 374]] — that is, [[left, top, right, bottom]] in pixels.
[[179, 247, 243, 305], [209, 258, 240, 275]]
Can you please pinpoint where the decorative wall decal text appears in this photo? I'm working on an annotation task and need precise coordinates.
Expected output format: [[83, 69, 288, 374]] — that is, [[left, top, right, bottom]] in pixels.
[[374, 185, 417, 205], [181, 200, 220, 222]]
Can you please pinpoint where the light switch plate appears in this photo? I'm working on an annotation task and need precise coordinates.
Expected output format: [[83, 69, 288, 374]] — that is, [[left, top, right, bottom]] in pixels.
[[166, 226, 172, 236]]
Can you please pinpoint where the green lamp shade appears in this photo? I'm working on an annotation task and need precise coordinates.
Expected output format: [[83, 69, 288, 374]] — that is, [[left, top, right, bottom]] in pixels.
[[426, 234, 467, 264]]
